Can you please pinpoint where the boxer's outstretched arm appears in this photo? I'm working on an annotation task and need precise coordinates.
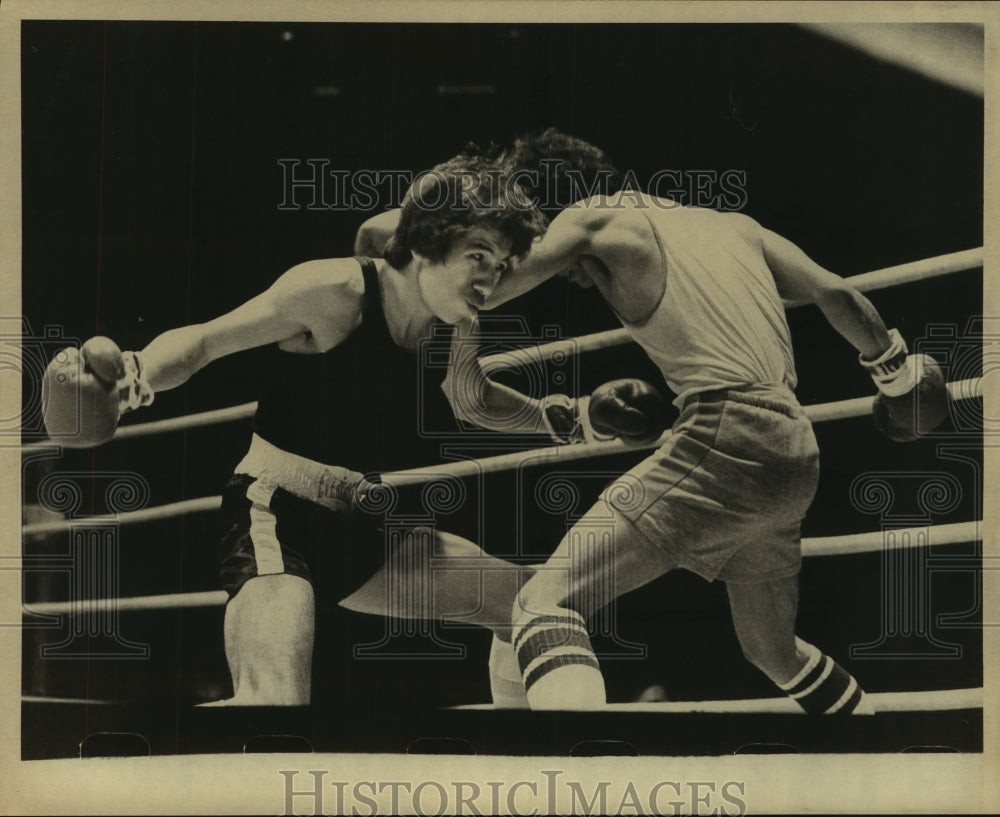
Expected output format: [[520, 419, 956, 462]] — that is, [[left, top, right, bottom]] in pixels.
[[43, 258, 362, 447], [752, 220, 892, 359], [141, 258, 362, 392], [140, 296, 299, 392], [748, 216, 949, 439]]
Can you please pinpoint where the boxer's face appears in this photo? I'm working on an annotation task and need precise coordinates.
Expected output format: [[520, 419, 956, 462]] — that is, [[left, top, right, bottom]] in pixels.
[[418, 227, 513, 324]]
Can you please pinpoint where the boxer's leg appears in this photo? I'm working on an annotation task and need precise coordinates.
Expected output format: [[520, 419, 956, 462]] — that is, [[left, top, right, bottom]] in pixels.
[[223, 574, 314, 705], [727, 577, 873, 714], [339, 528, 536, 707], [512, 500, 677, 710], [488, 632, 529, 708], [206, 478, 316, 706], [339, 527, 533, 641]]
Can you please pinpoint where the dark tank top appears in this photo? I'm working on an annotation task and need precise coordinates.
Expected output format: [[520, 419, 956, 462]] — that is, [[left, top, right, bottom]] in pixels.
[[252, 258, 450, 476]]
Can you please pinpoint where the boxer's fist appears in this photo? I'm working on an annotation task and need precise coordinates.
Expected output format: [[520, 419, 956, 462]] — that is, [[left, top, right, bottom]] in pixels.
[[81, 335, 126, 384], [588, 378, 670, 445], [42, 337, 124, 447], [860, 329, 950, 442], [540, 380, 669, 445], [872, 354, 950, 442]]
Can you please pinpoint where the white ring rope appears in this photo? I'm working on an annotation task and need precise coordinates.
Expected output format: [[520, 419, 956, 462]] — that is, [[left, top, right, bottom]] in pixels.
[[450, 687, 983, 715], [384, 378, 981, 486], [20, 377, 983, 538], [616, 686, 985, 714], [452, 687, 983, 714], [21, 520, 982, 615], [24, 590, 229, 615], [23, 496, 223, 538], [22, 687, 982, 713], [112, 402, 258, 439], [19, 246, 983, 452], [800, 520, 979, 557]]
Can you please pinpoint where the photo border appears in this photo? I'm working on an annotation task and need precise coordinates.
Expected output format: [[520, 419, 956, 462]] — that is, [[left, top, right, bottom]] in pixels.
[[2, 1, 996, 813]]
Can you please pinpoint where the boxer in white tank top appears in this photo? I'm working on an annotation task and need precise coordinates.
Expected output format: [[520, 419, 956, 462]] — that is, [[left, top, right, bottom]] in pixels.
[[451, 188, 904, 714]]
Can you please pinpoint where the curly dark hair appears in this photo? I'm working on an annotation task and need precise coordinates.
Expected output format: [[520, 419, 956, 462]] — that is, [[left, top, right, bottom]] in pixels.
[[503, 128, 623, 219], [383, 151, 547, 270]]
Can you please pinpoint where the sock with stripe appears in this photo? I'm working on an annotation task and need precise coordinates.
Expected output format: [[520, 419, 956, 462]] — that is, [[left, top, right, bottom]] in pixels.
[[778, 638, 874, 715], [512, 608, 605, 710], [488, 634, 529, 708]]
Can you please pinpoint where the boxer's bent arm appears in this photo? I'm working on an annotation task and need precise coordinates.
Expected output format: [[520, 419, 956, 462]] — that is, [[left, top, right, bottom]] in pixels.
[[483, 208, 595, 309], [442, 320, 547, 433], [755, 222, 891, 359], [353, 209, 401, 257]]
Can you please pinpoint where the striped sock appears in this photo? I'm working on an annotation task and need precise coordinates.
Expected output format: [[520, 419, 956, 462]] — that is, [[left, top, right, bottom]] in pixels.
[[778, 639, 871, 715], [512, 610, 605, 709], [488, 634, 529, 709]]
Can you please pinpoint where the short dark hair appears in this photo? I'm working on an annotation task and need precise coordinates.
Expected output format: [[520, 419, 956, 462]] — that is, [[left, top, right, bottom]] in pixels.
[[384, 151, 546, 269], [503, 128, 623, 218]]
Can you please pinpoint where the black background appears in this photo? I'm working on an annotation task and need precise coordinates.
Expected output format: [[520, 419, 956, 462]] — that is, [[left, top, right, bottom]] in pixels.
[[19, 21, 984, 753]]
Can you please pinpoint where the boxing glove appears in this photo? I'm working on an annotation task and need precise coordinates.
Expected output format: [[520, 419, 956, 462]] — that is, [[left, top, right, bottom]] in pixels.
[[42, 337, 153, 447], [588, 378, 670, 445], [541, 379, 669, 445], [861, 329, 950, 442]]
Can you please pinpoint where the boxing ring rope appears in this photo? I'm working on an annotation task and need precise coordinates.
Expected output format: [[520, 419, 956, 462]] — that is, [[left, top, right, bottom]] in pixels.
[[20, 375, 984, 540], [22, 688, 983, 714], [112, 402, 257, 440], [21, 519, 982, 616], [385, 377, 981, 486], [799, 520, 978, 558], [26, 589, 229, 615], [18, 246, 984, 454], [629, 687, 985, 714], [23, 496, 223, 538], [454, 686, 983, 714]]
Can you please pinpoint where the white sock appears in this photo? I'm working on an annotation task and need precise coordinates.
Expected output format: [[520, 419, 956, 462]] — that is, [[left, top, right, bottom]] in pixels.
[[488, 634, 529, 708]]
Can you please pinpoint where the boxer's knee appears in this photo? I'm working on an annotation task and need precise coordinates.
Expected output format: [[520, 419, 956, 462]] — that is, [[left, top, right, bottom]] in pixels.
[[513, 567, 572, 625], [224, 574, 314, 705]]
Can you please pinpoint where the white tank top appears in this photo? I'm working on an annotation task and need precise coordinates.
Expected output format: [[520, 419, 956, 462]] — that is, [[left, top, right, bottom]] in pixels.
[[621, 203, 797, 408]]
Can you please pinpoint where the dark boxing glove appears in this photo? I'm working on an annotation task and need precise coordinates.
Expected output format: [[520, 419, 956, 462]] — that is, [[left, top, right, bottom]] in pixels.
[[861, 329, 950, 442], [42, 336, 154, 447], [540, 379, 670, 446], [588, 378, 670, 445]]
